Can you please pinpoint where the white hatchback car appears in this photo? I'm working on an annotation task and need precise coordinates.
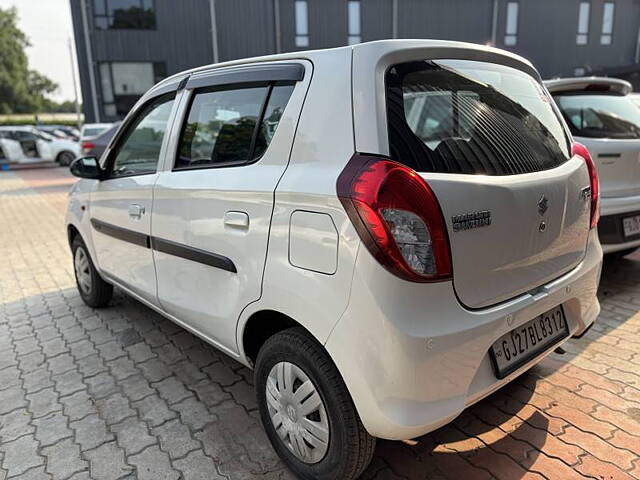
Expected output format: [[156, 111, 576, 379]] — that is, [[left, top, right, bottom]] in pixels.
[[0, 126, 80, 165], [66, 40, 602, 479], [545, 77, 640, 256]]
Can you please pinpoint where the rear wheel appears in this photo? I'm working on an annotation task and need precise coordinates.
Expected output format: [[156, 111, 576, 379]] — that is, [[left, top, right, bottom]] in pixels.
[[72, 236, 113, 308], [255, 328, 375, 480], [56, 151, 75, 166]]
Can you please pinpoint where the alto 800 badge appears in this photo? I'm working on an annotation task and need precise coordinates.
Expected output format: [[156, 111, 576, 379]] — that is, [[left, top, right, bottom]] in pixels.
[[451, 210, 492, 232]]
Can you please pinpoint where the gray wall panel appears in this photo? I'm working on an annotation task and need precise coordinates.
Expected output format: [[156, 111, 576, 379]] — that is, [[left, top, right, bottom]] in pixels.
[[71, 0, 640, 121], [362, 0, 393, 41], [397, 0, 493, 43], [215, 0, 276, 61]]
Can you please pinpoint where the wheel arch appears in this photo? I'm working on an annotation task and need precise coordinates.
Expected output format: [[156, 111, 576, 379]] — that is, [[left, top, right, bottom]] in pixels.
[[240, 309, 319, 367], [67, 223, 81, 249]]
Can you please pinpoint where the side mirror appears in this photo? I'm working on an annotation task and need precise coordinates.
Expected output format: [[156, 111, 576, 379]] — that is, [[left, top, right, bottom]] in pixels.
[[70, 156, 102, 179]]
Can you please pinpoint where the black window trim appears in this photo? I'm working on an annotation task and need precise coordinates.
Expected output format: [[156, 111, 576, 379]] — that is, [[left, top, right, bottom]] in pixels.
[[185, 63, 304, 90], [101, 91, 177, 180]]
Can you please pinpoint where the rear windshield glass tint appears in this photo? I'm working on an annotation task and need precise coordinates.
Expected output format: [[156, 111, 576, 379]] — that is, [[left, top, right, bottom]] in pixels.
[[386, 60, 571, 175], [554, 94, 640, 139]]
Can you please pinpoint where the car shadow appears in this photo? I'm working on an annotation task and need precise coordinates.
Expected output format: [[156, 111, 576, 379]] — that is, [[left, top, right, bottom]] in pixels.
[[363, 379, 549, 479]]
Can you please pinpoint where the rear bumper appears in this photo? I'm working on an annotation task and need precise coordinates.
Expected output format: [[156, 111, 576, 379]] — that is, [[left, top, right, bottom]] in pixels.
[[325, 229, 602, 440], [598, 200, 640, 252]]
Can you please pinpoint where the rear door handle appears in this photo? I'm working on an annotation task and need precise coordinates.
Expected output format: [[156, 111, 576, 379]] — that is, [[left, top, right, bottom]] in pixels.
[[128, 204, 145, 219], [224, 211, 249, 230]]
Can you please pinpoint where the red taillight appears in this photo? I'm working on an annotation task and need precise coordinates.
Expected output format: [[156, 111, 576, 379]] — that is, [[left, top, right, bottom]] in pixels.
[[572, 142, 600, 229], [81, 142, 95, 154], [337, 154, 452, 282]]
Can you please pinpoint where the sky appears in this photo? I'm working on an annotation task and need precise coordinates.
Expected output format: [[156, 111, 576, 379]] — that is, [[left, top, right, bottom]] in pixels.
[[0, 0, 81, 102]]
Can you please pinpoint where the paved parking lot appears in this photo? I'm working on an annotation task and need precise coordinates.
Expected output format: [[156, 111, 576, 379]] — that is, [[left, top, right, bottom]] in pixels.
[[1, 166, 639, 480]]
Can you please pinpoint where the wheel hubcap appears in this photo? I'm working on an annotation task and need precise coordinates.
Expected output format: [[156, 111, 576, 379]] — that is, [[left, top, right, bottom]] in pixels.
[[266, 361, 330, 464], [74, 248, 92, 295]]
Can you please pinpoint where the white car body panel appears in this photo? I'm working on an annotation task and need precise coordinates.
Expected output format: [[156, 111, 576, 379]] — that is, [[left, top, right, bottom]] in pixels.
[[66, 40, 602, 443], [0, 138, 24, 162]]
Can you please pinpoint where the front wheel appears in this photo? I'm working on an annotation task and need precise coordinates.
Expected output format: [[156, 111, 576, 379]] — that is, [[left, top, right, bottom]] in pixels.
[[72, 236, 113, 308], [255, 328, 375, 480], [56, 151, 76, 166]]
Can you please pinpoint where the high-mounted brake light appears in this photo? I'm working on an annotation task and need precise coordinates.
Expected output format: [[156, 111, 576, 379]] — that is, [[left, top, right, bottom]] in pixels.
[[337, 154, 452, 282], [572, 143, 600, 229]]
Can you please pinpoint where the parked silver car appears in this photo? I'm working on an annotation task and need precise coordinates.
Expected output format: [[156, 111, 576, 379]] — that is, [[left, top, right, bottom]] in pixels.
[[546, 77, 640, 256]]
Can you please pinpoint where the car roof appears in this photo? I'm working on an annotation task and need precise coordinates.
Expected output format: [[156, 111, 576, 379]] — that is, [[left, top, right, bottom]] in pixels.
[[0, 126, 35, 131], [149, 39, 537, 97], [544, 76, 632, 95]]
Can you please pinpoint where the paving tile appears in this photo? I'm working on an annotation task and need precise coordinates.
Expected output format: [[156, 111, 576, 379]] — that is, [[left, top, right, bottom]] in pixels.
[[129, 445, 179, 480]]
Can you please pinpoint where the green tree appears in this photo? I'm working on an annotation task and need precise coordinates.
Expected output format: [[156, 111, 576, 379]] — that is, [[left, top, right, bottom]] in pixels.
[[0, 7, 60, 113]]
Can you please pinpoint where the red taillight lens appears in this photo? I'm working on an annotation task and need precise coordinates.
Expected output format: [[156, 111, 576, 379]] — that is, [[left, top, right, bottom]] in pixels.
[[572, 143, 600, 229], [337, 154, 452, 282], [81, 142, 95, 154]]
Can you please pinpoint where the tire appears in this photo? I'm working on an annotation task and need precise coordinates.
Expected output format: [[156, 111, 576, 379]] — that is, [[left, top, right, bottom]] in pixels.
[[57, 151, 75, 166], [71, 236, 113, 308], [255, 327, 375, 480]]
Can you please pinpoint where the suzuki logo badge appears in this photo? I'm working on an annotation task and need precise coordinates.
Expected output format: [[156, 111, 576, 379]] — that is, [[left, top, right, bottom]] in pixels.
[[537, 195, 549, 216]]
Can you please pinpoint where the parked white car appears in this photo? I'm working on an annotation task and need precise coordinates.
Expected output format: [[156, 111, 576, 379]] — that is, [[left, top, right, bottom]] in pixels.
[[0, 126, 80, 165], [80, 123, 112, 142], [545, 77, 640, 256], [66, 40, 602, 479]]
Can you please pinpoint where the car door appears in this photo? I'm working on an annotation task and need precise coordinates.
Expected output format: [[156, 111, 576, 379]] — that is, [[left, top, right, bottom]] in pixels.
[[151, 61, 310, 355], [89, 93, 177, 305]]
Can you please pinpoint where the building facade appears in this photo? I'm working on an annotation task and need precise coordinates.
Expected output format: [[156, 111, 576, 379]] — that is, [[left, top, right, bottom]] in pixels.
[[71, 0, 640, 123]]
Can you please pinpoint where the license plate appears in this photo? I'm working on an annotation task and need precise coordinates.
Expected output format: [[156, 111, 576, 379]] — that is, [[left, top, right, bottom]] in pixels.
[[490, 305, 568, 379], [623, 215, 640, 238]]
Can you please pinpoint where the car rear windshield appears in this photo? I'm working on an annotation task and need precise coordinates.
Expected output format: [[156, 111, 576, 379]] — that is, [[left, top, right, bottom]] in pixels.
[[553, 94, 640, 139], [386, 60, 571, 175]]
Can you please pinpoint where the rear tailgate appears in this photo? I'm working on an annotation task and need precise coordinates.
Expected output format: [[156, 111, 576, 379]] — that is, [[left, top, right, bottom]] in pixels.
[[384, 57, 592, 309], [425, 157, 590, 308]]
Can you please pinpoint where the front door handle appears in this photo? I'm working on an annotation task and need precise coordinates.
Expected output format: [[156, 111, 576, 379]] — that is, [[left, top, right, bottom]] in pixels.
[[128, 204, 145, 219], [224, 211, 249, 230]]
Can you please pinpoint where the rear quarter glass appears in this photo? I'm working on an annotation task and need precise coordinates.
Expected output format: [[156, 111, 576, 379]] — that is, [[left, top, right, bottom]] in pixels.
[[386, 59, 572, 175]]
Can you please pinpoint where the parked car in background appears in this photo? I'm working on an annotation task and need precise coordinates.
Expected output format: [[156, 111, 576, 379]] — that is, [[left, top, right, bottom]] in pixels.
[[80, 122, 120, 158], [80, 123, 112, 142], [38, 125, 80, 142], [66, 40, 602, 479], [0, 126, 80, 165], [629, 92, 640, 108], [0, 136, 24, 164], [546, 77, 640, 257]]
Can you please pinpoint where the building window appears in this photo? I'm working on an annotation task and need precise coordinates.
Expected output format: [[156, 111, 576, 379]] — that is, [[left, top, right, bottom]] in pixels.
[[348, 0, 361, 45], [295, 0, 309, 47], [576, 2, 590, 45], [93, 0, 155, 30], [504, 2, 518, 46], [601, 2, 614, 45], [99, 62, 166, 118]]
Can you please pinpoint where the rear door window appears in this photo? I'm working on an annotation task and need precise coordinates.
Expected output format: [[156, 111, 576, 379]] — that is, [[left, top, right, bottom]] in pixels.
[[175, 83, 294, 169], [553, 94, 640, 139], [386, 60, 571, 175]]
